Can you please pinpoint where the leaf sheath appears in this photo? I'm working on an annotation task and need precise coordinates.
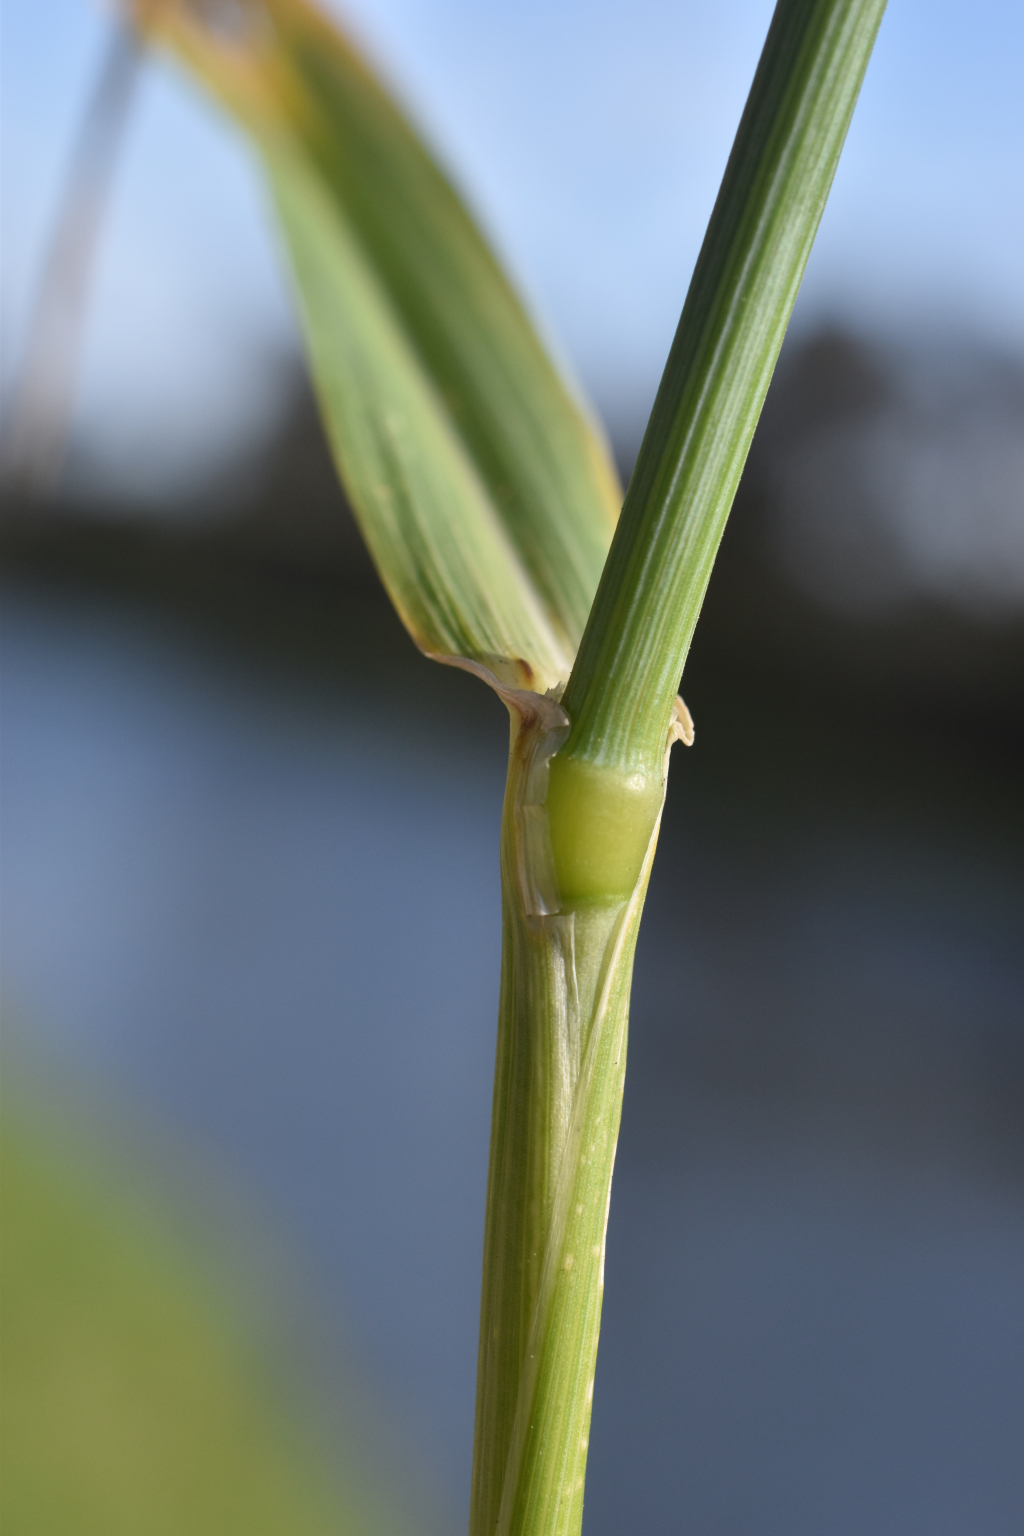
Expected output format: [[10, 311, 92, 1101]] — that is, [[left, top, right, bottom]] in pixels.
[[470, 693, 668, 1536]]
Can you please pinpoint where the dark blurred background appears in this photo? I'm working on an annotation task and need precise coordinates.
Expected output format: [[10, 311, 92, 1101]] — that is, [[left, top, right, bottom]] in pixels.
[[2, 2, 1022, 1533]]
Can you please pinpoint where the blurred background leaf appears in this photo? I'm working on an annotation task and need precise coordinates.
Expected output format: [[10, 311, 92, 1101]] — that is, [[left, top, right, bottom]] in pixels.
[[0, 1094, 415, 1536]]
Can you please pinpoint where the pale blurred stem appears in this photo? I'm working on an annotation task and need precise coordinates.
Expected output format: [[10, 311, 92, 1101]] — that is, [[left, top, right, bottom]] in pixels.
[[470, 4, 885, 1534], [2, 17, 141, 497]]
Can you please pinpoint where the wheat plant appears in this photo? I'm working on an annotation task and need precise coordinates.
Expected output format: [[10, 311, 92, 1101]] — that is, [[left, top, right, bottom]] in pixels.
[[126, 2, 886, 1531]]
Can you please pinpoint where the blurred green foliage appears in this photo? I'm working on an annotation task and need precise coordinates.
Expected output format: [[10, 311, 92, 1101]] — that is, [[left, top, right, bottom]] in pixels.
[[0, 1109, 364, 1536]]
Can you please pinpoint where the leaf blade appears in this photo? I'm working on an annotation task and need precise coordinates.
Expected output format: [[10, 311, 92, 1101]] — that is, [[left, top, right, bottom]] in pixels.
[[267, 143, 575, 687], [134, 0, 621, 691]]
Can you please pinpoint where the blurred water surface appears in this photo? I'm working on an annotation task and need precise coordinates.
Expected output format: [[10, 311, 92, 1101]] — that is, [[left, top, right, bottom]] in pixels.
[[2, 577, 1022, 1534]]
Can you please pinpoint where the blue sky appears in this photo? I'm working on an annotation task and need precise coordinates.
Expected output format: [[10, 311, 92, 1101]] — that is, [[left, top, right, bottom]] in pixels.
[[2, 0, 1022, 498]]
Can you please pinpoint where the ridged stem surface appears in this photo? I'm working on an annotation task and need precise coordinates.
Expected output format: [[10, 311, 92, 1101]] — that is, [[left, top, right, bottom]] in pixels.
[[470, 694, 665, 1536], [559, 0, 887, 784]]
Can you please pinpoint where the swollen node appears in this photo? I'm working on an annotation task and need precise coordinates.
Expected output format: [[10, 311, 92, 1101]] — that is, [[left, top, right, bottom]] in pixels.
[[545, 754, 662, 904]]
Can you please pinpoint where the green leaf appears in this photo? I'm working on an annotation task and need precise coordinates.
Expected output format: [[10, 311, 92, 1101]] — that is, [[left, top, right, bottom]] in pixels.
[[0, 1106, 398, 1536], [135, 0, 621, 694]]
